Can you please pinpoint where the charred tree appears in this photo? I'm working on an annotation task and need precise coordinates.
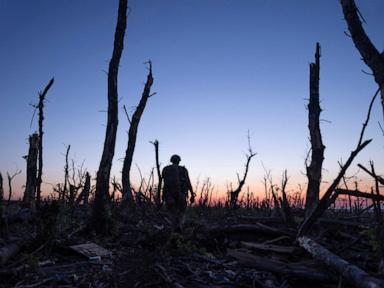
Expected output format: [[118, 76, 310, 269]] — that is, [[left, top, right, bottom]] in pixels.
[[23, 133, 39, 210], [340, 0, 384, 116], [152, 140, 162, 207], [0, 172, 3, 218], [62, 144, 70, 202], [279, 170, 295, 226], [6, 169, 21, 205], [298, 88, 379, 236], [76, 172, 91, 208], [91, 0, 127, 234], [36, 78, 54, 209], [230, 137, 256, 209], [358, 163, 384, 185], [0, 173, 6, 238], [305, 43, 325, 217], [298, 236, 384, 288], [121, 61, 154, 206]]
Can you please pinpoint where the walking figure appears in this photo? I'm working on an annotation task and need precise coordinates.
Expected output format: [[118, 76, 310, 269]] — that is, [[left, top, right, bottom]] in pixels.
[[162, 154, 195, 232]]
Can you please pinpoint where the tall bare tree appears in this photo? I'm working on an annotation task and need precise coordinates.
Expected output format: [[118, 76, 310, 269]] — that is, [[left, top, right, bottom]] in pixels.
[[298, 88, 379, 236], [0, 172, 3, 218], [340, 0, 384, 116], [91, 0, 128, 234], [305, 43, 325, 217], [230, 135, 256, 209], [36, 78, 54, 208], [121, 61, 154, 206], [23, 133, 39, 210], [151, 140, 162, 207], [62, 144, 70, 201]]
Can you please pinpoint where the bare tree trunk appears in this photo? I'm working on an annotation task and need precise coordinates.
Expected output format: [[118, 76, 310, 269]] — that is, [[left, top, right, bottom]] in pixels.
[[305, 43, 325, 217], [358, 163, 384, 185], [7, 169, 21, 205], [121, 61, 154, 206], [298, 236, 384, 288], [298, 88, 379, 236], [92, 0, 127, 234], [36, 78, 54, 209], [368, 162, 384, 274], [340, 0, 384, 116], [280, 170, 294, 226], [63, 144, 70, 202], [23, 133, 39, 210], [0, 172, 3, 219], [230, 144, 256, 209], [335, 188, 384, 202], [150, 140, 162, 207], [76, 172, 91, 208]]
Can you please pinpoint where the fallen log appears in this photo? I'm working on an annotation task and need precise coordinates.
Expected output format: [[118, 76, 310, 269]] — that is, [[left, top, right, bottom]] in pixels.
[[240, 241, 298, 254], [298, 236, 384, 288], [227, 249, 333, 283], [335, 188, 384, 202], [210, 223, 294, 238]]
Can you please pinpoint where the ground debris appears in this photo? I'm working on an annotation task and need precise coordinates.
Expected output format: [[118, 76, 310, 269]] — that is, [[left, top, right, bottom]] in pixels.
[[1, 204, 384, 287]]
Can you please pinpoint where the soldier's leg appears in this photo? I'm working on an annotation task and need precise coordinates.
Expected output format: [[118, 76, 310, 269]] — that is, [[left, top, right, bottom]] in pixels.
[[165, 193, 178, 229], [175, 193, 187, 231]]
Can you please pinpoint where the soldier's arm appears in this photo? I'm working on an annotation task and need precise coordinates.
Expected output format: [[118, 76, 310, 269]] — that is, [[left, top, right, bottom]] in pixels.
[[184, 168, 194, 196]]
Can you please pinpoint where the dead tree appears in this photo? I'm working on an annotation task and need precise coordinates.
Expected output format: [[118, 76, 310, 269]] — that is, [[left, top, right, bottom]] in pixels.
[[230, 136, 256, 208], [151, 140, 162, 206], [279, 170, 294, 226], [298, 88, 379, 236], [335, 188, 384, 202], [35, 78, 54, 208], [23, 133, 39, 209], [121, 61, 154, 206], [305, 43, 325, 217], [298, 236, 384, 288], [92, 0, 127, 234], [358, 163, 384, 185], [340, 0, 384, 116], [6, 168, 21, 204], [369, 161, 384, 274], [62, 144, 70, 202], [75, 172, 91, 208], [0, 172, 3, 218]]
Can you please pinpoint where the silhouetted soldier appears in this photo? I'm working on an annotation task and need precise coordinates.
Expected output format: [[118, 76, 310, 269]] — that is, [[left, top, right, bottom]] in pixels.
[[162, 154, 195, 232]]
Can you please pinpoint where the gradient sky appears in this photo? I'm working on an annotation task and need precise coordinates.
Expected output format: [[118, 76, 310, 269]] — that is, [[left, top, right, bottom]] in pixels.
[[0, 0, 383, 200]]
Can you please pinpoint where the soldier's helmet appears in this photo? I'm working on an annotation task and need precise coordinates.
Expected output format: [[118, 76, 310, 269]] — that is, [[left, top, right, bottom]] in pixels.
[[170, 154, 181, 164]]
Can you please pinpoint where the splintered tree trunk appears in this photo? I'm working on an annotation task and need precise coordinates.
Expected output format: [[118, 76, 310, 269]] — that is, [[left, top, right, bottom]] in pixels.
[[7, 169, 21, 204], [76, 172, 91, 208], [0, 172, 3, 218], [63, 145, 70, 201], [36, 78, 54, 209], [230, 149, 256, 209], [305, 43, 325, 217], [152, 140, 162, 207], [23, 133, 39, 209], [92, 0, 127, 234], [340, 0, 384, 116], [298, 236, 384, 288], [121, 62, 154, 206], [298, 88, 379, 236]]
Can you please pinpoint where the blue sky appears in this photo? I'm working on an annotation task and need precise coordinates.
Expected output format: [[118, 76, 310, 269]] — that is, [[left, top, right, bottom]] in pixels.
[[0, 0, 383, 199]]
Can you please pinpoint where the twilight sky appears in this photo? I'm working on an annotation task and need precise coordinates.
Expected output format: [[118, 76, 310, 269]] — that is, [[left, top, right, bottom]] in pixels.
[[0, 0, 383, 199]]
